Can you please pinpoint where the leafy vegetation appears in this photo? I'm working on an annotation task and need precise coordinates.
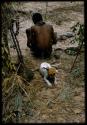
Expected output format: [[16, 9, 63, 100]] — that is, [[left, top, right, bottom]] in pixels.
[[1, 3, 16, 79], [64, 22, 84, 56], [71, 22, 84, 46], [1, 2, 24, 79]]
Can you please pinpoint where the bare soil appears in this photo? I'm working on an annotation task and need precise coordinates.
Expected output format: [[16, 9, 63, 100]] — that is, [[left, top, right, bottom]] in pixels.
[[8, 2, 85, 123]]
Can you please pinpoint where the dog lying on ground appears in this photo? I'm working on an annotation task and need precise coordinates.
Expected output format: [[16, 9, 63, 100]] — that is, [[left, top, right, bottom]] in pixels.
[[40, 62, 58, 87]]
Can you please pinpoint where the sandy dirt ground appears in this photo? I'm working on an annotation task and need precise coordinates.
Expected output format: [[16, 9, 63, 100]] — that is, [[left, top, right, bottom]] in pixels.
[[9, 1, 84, 56], [8, 2, 85, 123]]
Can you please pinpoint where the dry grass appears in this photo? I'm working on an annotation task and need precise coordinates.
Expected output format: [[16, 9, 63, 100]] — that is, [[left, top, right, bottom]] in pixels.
[[2, 2, 85, 123], [11, 49, 84, 123]]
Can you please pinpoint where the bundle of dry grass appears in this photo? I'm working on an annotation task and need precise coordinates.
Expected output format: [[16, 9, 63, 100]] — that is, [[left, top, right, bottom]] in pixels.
[[2, 74, 34, 123]]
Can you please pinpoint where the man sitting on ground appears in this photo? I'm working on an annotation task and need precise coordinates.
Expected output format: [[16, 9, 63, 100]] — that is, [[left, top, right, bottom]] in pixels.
[[26, 12, 57, 58]]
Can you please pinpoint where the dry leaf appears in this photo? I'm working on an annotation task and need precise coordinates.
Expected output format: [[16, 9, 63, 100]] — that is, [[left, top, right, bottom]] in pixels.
[[74, 96, 82, 101], [74, 108, 82, 114]]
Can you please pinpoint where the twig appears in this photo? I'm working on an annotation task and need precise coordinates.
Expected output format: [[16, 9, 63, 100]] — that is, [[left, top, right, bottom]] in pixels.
[[51, 63, 61, 67], [32, 68, 39, 72], [45, 2, 48, 20], [18, 75, 30, 85], [70, 41, 84, 72], [3, 63, 21, 99], [18, 82, 32, 104]]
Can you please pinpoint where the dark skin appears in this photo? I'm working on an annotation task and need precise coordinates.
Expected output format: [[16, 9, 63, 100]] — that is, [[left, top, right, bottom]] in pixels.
[[26, 22, 57, 58]]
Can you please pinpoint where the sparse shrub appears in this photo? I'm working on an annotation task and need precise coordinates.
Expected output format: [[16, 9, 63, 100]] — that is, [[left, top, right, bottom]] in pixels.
[[71, 22, 84, 46]]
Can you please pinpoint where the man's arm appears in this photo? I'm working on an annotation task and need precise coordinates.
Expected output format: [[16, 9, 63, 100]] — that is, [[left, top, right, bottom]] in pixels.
[[26, 28, 31, 48], [51, 26, 57, 44]]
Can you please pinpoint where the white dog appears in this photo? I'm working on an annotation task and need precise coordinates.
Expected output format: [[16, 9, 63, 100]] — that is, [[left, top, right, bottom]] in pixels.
[[40, 62, 57, 87]]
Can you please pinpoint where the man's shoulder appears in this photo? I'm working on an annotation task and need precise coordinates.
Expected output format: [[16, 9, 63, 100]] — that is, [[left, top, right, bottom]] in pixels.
[[26, 26, 35, 33], [26, 28, 31, 32], [45, 23, 52, 26], [27, 24, 53, 32], [31, 25, 37, 31], [44, 23, 53, 29]]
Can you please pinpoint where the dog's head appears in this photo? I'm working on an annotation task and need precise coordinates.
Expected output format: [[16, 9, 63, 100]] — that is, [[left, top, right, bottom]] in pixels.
[[48, 67, 56, 76], [47, 67, 57, 83]]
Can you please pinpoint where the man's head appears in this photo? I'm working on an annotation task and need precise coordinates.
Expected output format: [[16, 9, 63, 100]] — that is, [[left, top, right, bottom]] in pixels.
[[32, 12, 43, 24]]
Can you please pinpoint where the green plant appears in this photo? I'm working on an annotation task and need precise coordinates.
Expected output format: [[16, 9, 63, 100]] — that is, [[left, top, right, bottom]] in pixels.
[[1, 2, 17, 79], [64, 47, 79, 56], [71, 22, 84, 46], [65, 22, 84, 56]]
